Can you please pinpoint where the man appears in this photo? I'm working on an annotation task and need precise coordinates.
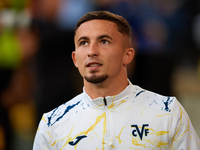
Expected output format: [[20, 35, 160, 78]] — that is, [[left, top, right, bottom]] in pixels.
[[33, 11, 200, 149]]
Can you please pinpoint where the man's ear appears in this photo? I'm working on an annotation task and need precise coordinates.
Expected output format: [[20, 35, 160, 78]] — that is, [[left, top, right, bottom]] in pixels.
[[72, 51, 78, 67], [123, 48, 135, 66]]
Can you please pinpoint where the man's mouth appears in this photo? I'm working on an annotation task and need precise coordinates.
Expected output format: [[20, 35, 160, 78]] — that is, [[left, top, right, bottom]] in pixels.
[[86, 62, 102, 67], [88, 63, 101, 67]]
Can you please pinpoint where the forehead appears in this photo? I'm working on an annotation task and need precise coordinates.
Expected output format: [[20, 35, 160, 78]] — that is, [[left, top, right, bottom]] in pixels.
[[74, 20, 121, 40]]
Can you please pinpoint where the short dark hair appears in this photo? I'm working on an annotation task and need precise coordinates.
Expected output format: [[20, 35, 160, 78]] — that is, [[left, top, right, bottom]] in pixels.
[[75, 11, 132, 37]]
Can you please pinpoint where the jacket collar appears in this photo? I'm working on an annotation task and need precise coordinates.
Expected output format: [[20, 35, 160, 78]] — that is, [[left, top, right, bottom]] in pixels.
[[83, 80, 133, 108]]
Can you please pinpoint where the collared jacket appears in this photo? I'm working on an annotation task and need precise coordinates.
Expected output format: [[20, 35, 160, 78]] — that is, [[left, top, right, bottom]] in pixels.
[[33, 82, 200, 150]]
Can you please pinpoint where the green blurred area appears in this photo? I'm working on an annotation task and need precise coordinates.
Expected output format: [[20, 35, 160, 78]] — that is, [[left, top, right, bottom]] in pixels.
[[0, 0, 30, 69], [0, 29, 21, 69], [0, 0, 29, 11]]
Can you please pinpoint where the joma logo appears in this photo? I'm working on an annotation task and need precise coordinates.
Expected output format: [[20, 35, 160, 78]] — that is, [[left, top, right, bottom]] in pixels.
[[131, 124, 149, 140], [69, 135, 87, 146]]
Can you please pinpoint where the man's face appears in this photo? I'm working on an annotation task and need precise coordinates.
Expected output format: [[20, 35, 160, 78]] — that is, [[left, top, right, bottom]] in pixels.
[[72, 19, 131, 84]]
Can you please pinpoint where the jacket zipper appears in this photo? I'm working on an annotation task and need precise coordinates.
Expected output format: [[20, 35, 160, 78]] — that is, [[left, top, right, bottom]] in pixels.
[[103, 97, 107, 106], [103, 97, 112, 148]]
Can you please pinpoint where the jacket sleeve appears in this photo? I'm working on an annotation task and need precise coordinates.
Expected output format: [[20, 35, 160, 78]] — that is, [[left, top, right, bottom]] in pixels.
[[33, 114, 51, 150], [169, 99, 200, 149]]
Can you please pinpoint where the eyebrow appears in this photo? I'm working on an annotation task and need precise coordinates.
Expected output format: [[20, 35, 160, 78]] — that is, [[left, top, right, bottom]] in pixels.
[[77, 36, 89, 44], [97, 35, 113, 41], [77, 34, 113, 44]]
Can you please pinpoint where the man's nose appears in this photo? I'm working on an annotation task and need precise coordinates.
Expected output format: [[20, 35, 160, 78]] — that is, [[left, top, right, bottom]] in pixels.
[[87, 43, 99, 57]]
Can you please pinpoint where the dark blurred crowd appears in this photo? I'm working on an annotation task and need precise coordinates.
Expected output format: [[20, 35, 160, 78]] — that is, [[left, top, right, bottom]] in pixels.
[[0, 0, 200, 149]]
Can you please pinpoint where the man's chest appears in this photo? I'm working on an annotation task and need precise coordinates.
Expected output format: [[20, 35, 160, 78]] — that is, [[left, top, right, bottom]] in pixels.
[[49, 105, 172, 150]]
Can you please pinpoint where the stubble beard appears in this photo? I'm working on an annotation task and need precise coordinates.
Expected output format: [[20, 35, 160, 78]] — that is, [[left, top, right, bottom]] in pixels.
[[84, 71, 109, 84]]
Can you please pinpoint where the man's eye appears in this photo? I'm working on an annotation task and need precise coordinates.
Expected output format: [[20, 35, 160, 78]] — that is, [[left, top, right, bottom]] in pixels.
[[80, 41, 88, 46], [101, 40, 109, 44]]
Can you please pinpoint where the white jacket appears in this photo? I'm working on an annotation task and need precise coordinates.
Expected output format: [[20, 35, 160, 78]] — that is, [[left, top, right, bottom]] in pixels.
[[33, 82, 200, 150]]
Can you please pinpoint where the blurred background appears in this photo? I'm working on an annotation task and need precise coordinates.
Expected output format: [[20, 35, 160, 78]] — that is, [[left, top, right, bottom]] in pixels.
[[0, 0, 200, 149]]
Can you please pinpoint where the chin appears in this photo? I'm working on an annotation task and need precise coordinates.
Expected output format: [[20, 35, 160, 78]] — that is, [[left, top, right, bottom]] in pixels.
[[84, 74, 109, 84]]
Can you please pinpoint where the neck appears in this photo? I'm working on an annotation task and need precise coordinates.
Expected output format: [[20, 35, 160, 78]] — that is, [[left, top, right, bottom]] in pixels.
[[84, 77, 129, 99]]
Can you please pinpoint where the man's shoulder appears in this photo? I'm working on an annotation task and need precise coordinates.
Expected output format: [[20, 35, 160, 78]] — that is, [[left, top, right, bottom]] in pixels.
[[132, 85, 177, 112], [43, 93, 84, 127]]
